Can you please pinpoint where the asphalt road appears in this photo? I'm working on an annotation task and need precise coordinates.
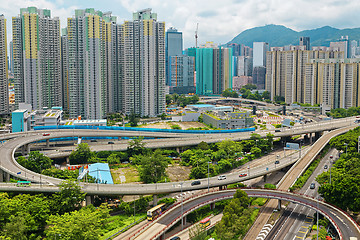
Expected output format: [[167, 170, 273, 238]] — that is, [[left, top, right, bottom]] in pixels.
[[243, 125, 357, 240], [266, 148, 338, 240]]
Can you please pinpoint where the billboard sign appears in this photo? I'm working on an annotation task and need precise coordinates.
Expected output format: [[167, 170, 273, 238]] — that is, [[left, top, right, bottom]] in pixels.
[[285, 142, 300, 150]]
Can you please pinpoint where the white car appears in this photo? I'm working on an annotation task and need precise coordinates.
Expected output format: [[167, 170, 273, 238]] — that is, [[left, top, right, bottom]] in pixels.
[[218, 175, 226, 180]]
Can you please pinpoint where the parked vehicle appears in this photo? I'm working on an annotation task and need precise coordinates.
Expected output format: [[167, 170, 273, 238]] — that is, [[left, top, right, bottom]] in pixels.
[[310, 183, 316, 189], [239, 173, 247, 177]]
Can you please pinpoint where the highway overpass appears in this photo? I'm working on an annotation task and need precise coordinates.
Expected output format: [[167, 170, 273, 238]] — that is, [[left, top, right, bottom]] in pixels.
[[0, 117, 357, 192], [129, 189, 360, 240]]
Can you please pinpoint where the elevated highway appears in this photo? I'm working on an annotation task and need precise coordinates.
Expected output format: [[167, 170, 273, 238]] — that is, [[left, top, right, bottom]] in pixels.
[[0, 117, 357, 192], [130, 189, 360, 240]]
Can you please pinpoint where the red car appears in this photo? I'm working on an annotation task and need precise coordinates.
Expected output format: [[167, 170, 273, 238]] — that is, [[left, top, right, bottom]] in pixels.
[[239, 173, 247, 177], [43, 133, 50, 136]]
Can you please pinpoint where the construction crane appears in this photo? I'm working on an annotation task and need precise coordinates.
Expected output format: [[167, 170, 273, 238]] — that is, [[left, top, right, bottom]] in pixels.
[[195, 23, 199, 48]]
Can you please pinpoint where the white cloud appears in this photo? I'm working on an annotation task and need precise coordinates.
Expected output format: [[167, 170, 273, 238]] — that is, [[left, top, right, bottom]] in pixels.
[[2, 0, 360, 48]]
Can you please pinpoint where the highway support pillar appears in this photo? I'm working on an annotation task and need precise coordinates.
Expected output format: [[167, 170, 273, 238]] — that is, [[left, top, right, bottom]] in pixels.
[[315, 132, 322, 140], [219, 185, 227, 191], [66, 157, 70, 164], [210, 202, 215, 210], [26, 144, 30, 154], [0, 169, 3, 182], [21, 145, 26, 155], [263, 174, 267, 182], [153, 195, 158, 206], [85, 195, 94, 206], [46, 139, 50, 148], [309, 133, 313, 144], [4, 171, 10, 182], [277, 200, 282, 210], [176, 147, 180, 154], [118, 137, 121, 141]]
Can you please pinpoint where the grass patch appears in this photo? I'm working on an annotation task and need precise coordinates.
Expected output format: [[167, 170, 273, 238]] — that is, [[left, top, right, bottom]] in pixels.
[[250, 198, 267, 207], [111, 165, 140, 184], [100, 213, 146, 239]]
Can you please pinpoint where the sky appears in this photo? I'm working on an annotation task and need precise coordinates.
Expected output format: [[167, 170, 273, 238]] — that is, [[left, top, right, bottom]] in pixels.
[[2, 0, 360, 48]]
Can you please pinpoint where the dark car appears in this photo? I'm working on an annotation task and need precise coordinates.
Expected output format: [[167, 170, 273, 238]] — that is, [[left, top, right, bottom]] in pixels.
[[310, 183, 316, 189], [239, 173, 247, 177], [275, 160, 280, 164], [90, 139, 97, 142], [170, 237, 180, 240], [275, 129, 281, 132], [191, 180, 201, 186], [108, 141, 114, 144], [324, 165, 328, 169]]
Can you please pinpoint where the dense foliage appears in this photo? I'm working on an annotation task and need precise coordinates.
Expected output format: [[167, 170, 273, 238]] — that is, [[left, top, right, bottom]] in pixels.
[[327, 106, 360, 118], [0, 181, 90, 239], [222, 88, 239, 98], [45, 204, 110, 240], [166, 93, 199, 107], [316, 127, 360, 211], [69, 143, 93, 164], [215, 189, 256, 239], [132, 149, 169, 183], [180, 134, 274, 179], [17, 151, 52, 173]]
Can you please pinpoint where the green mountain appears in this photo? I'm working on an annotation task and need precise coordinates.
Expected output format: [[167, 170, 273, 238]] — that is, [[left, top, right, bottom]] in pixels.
[[228, 24, 360, 47]]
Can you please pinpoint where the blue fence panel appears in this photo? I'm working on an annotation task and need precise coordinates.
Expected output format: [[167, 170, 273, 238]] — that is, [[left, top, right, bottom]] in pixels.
[[34, 125, 255, 134]]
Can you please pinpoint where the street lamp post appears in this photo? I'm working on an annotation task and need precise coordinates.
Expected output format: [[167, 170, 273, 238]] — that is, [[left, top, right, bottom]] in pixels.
[[207, 161, 211, 192], [344, 143, 348, 155], [317, 195, 319, 240], [247, 165, 250, 176], [97, 168, 99, 190], [133, 195, 136, 223], [180, 182, 184, 230], [39, 164, 42, 188]]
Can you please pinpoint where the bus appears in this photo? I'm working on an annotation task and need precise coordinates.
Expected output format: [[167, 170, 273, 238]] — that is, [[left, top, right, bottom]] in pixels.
[[199, 217, 211, 228], [16, 181, 31, 187], [147, 203, 166, 221]]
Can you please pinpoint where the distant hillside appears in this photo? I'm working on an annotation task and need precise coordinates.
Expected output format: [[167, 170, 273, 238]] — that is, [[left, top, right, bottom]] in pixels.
[[228, 24, 360, 47]]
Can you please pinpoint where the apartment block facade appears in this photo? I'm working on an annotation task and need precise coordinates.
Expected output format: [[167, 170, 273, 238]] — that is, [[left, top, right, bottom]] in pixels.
[[120, 8, 165, 117], [195, 45, 233, 96], [12, 7, 61, 110], [266, 46, 344, 104], [305, 58, 360, 109], [65, 9, 121, 119], [0, 15, 8, 115]]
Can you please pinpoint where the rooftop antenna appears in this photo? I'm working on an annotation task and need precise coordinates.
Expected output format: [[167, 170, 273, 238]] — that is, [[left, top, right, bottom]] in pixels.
[[195, 23, 199, 48]]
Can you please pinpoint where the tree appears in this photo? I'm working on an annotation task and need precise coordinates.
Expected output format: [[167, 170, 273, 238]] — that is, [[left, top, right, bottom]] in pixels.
[[197, 141, 210, 150], [52, 180, 86, 214], [107, 153, 120, 164], [222, 88, 239, 98], [189, 223, 207, 240], [45, 204, 109, 240], [17, 151, 52, 173], [127, 137, 147, 156], [137, 150, 169, 183], [3, 213, 28, 240], [129, 112, 139, 127], [69, 143, 92, 164]]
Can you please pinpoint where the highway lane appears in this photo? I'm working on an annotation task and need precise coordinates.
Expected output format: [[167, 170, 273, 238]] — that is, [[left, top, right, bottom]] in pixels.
[[12, 117, 358, 160], [131, 189, 360, 240], [243, 124, 357, 240], [0, 148, 307, 195], [267, 148, 338, 239]]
